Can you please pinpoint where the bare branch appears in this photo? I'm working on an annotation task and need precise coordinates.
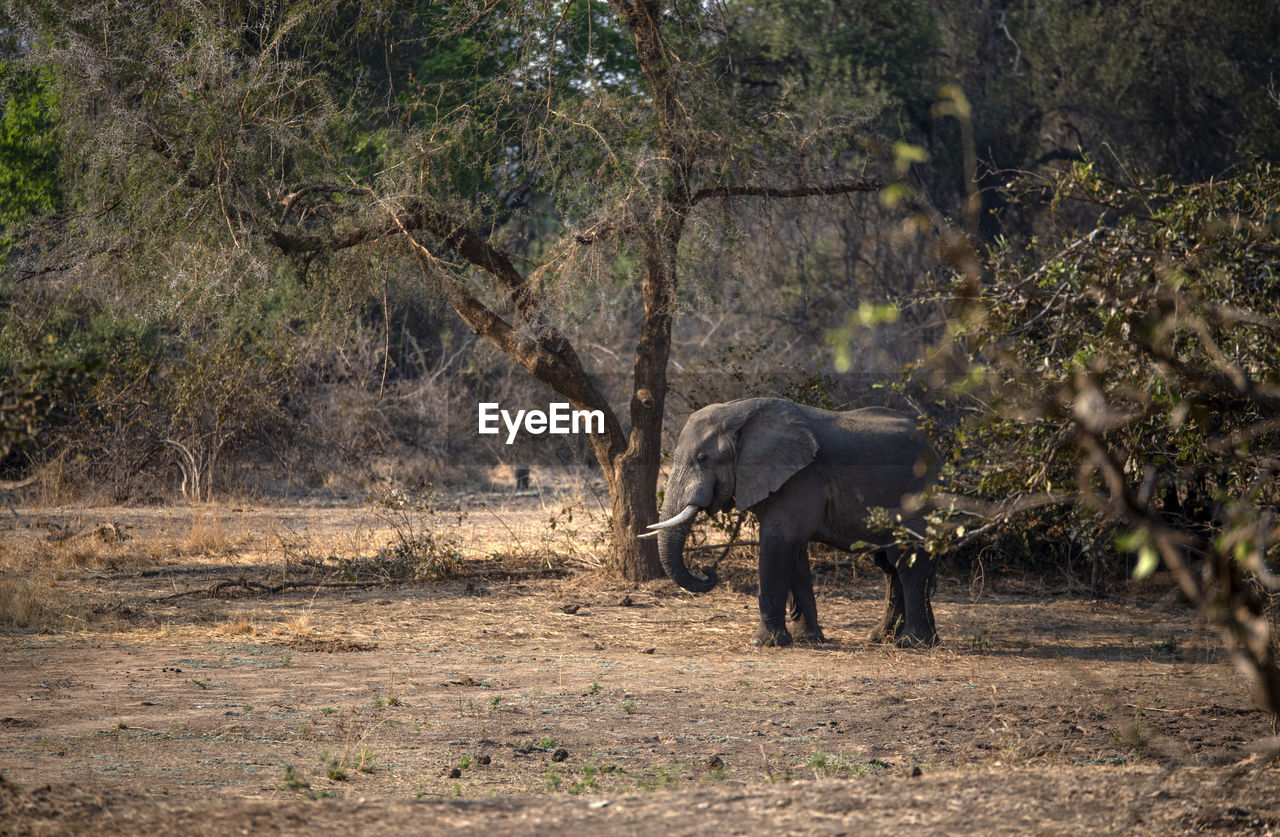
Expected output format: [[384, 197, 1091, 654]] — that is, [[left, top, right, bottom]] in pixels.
[[0, 475, 37, 491], [1075, 421, 1280, 718], [691, 177, 883, 204]]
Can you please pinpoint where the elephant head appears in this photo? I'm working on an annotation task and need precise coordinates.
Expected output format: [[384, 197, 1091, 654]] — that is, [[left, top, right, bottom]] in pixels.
[[642, 399, 818, 593]]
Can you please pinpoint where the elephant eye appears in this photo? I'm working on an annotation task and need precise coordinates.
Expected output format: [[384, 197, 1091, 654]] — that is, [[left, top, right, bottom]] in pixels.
[[695, 452, 708, 464]]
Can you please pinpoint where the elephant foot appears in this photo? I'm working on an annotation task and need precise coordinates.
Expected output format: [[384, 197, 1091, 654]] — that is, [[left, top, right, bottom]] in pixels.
[[787, 621, 827, 644], [894, 629, 940, 649], [753, 625, 793, 648], [868, 618, 903, 644]]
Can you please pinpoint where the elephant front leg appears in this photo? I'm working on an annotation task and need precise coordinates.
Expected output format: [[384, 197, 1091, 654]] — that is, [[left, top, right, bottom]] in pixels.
[[754, 535, 801, 647], [786, 546, 825, 643]]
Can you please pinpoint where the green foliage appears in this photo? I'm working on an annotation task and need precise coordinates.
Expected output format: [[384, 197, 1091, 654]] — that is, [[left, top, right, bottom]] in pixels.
[[280, 763, 310, 792], [0, 291, 140, 470], [0, 276, 308, 492], [400, 0, 640, 200], [0, 348, 94, 469], [919, 161, 1280, 580], [805, 750, 891, 779], [0, 56, 61, 260], [635, 766, 679, 791], [319, 750, 346, 781], [721, 0, 936, 120]]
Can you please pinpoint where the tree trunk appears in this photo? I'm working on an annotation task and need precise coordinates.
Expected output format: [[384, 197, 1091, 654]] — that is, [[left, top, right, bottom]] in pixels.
[[605, 449, 664, 580], [585, 229, 678, 582], [607, 222, 682, 579]]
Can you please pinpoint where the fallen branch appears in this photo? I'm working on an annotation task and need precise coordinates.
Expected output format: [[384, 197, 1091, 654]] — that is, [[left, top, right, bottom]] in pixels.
[[154, 567, 571, 602], [156, 578, 383, 601]]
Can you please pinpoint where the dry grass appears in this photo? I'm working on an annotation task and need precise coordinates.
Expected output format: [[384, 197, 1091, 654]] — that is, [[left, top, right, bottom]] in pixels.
[[183, 508, 236, 555], [0, 485, 615, 640], [0, 504, 264, 574], [0, 573, 58, 632], [281, 611, 314, 637], [3, 472, 613, 568], [215, 609, 262, 636]]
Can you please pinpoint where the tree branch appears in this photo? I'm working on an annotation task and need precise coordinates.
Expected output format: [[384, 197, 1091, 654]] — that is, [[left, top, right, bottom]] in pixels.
[[271, 195, 537, 315], [277, 183, 366, 220], [1075, 422, 1280, 718], [376, 203, 627, 450], [269, 191, 629, 454], [573, 218, 631, 245], [691, 177, 882, 204]]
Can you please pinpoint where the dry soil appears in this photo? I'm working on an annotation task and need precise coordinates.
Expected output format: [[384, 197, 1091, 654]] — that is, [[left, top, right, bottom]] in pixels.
[[2, 495, 1278, 835]]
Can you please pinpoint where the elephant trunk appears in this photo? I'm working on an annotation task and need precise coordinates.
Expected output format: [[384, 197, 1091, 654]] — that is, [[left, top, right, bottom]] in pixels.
[[656, 508, 718, 594]]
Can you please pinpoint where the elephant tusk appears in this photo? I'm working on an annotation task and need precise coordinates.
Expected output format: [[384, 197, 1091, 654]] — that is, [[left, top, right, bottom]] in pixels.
[[636, 530, 659, 539], [645, 504, 699, 531]]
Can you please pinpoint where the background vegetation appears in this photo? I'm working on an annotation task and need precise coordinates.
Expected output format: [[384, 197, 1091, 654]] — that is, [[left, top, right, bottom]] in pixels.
[[2, 0, 1278, 606]]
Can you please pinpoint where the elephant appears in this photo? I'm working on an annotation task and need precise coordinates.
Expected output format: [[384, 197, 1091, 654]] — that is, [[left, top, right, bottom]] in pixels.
[[640, 397, 939, 648]]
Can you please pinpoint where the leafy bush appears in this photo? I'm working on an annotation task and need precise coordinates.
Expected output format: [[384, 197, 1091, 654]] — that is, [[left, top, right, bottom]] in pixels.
[[922, 161, 1279, 562], [901, 160, 1280, 710], [0, 282, 304, 497]]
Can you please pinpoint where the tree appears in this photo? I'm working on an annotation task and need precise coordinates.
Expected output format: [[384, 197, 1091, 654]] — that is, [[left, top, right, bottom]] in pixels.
[[269, 0, 888, 580], [0, 35, 61, 262], [7, 0, 884, 579]]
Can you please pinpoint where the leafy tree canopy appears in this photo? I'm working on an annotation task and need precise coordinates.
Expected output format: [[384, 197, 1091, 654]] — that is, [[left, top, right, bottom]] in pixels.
[[0, 34, 61, 262]]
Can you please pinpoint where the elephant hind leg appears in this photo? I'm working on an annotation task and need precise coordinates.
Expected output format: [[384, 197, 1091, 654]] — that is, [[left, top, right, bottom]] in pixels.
[[869, 551, 905, 644], [894, 552, 939, 648]]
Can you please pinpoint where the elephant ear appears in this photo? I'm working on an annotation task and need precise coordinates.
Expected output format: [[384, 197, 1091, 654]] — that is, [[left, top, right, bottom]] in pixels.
[[734, 403, 819, 510]]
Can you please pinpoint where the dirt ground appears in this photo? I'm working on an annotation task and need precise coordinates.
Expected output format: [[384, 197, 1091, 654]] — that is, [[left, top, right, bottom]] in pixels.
[[2, 491, 1280, 835]]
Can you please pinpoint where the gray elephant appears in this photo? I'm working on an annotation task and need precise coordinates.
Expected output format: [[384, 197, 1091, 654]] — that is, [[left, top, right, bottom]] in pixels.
[[641, 397, 939, 648]]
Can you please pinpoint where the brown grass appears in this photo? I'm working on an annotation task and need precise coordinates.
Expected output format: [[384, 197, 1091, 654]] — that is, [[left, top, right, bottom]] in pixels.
[[281, 611, 314, 637], [4, 473, 616, 567], [0, 504, 266, 576], [7, 532, 145, 573], [0, 486, 619, 640], [183, 507, 238, 555], [0, 573, 57, 632], [214, 609, 262, 636]]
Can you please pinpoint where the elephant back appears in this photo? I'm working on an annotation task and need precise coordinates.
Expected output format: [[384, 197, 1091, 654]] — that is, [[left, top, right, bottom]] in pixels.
[[821, 406, 937, 494]]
